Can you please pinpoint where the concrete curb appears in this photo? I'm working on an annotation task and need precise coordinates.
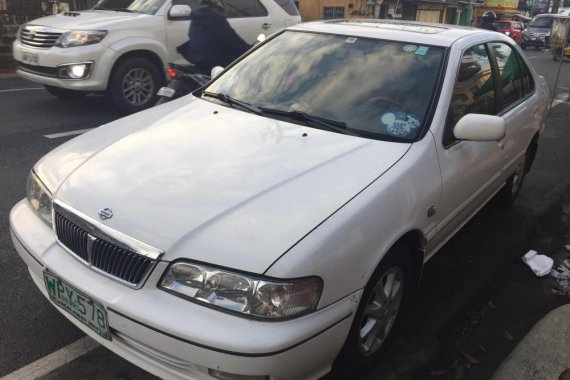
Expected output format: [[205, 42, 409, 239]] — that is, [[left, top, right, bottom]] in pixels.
[[491, 304, 570, 380]]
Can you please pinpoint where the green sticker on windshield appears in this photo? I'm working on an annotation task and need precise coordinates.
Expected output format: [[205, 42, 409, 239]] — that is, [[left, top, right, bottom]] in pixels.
[[415, 46, 429, 55]]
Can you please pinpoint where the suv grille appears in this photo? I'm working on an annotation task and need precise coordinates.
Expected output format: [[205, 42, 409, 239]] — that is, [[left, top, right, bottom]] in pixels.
[[54, 211, 156, 287], [20, 26, 63, 48]]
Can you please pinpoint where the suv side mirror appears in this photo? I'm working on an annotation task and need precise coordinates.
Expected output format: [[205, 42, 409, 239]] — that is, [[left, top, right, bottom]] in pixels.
[[169, 4, 191, 20], [454, 114, 505, 141]]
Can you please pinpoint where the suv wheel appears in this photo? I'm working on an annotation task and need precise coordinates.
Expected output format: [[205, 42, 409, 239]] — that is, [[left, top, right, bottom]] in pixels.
[[108, 57, 161, 114], [44, 85, 88, 99]]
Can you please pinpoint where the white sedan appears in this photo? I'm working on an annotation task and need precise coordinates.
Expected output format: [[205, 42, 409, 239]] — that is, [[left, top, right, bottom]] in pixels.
[[10, 20, 548, 380]]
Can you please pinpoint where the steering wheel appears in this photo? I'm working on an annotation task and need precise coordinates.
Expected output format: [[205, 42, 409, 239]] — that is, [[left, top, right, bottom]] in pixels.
[[363, 96, 414, 115]]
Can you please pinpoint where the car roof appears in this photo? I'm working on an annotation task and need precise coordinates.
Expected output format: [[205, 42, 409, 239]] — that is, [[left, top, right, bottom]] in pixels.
[[289, 19, 493, 47]]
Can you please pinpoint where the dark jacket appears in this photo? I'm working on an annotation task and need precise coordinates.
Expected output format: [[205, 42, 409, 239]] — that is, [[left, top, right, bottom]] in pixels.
[[179, 7, 251, 71]]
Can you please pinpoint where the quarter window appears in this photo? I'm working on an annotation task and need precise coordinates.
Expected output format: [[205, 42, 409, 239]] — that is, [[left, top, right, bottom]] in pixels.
[[224, 0, 268, 18], [445, 44, 496, 145], [274, 0, 299, 16]]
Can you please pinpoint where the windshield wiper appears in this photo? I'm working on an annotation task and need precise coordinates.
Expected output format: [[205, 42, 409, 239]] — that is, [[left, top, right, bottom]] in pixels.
[[259, 107, 359, 136], [203, 92, 263, 115]]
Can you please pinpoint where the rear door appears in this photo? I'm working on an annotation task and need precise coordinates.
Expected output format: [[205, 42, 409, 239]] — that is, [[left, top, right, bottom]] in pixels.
[[225, 0, 275, 43], [488, 42, 539, 174]]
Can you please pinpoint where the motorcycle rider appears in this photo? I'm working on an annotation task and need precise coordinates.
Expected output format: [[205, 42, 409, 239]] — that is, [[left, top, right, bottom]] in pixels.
[[178, 0, 251, 72]]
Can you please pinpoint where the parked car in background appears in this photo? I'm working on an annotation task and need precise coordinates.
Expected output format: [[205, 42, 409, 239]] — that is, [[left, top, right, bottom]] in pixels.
[[494, 20, 525, 43], [12, 0, 301, 114], [520, 13, 569, 49], [10, 20, 548, 380]]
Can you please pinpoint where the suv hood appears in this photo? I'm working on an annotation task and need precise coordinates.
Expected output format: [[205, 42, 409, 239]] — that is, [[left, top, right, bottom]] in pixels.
[[28, 10, 149, 31], [42, 98, 410, 274], [526, 26, 550, 34]]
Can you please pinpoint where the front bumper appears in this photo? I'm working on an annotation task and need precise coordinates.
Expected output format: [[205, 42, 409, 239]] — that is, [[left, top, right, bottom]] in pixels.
[[12, 39, 117, 91], [9, 199, 358, 380], [522, 35, 549, 47]]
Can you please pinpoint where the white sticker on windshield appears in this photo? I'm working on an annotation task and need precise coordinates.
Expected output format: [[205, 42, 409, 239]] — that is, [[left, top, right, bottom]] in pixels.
[[403, 45, 418, 53], [345, 37, 358, 44], [415, 46, 430, 55]]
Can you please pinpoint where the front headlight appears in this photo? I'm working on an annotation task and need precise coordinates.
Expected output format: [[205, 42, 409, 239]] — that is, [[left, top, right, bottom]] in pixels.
[[26, 171, 53, 226], [55, 30, 107, 48], [160, 262, 322, 320]]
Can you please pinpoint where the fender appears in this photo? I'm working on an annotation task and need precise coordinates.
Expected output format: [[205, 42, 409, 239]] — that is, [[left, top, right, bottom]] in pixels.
[[108, 36, 168, 69]]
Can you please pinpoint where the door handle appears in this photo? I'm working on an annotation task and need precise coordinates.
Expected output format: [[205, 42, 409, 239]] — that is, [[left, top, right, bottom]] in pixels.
[[261, 23, 272, 30]]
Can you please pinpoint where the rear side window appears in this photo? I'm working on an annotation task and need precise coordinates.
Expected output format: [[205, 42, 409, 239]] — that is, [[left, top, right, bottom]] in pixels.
[[224, 0, 268, 18], [518, 54, 534, 96], [273, 0, 299, 15]]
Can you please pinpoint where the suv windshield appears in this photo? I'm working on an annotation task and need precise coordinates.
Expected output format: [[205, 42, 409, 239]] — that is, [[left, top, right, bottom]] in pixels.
[[204, 31, 444, 141], [93, 0, 166, 14], [530, 16, 553, 28]]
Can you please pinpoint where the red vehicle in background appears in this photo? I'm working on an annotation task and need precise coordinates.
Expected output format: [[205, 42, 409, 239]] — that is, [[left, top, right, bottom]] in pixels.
[[494, 20, 525, 44]]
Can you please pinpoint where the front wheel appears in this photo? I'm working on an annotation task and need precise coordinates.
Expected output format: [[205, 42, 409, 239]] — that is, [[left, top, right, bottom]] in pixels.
[[108, 57, 161, 114], [44, 85, 88, 99], [337, 245, 412, 369]]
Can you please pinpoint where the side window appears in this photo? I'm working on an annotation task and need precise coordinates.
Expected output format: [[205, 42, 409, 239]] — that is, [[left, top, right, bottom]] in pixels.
[[444, 44, 496, 146], [274, 0, 299, 16], [224, 0, 268, 18], [172, 0, 202, 9], [491, 42, 523, 111], [518, 54, 535, 96]]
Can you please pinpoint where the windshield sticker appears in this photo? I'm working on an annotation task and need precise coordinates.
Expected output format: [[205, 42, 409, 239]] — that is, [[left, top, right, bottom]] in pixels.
[[380, 112, 421, 137], [415, 46, 430, 56], [403, 45, 418, 53], [345, 37, 358, 44]]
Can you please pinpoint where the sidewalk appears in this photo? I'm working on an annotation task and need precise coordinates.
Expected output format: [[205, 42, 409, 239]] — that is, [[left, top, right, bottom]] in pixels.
[[491, 304, 570, 380]]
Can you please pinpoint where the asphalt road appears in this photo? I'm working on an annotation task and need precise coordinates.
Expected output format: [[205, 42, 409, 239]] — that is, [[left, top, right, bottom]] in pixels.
[[0, 48, 569, 380]]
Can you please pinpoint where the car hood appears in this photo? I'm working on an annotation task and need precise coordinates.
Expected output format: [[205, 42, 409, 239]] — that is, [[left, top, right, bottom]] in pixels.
[[41, 98, 411, 274], [27, 10, 150, 31]]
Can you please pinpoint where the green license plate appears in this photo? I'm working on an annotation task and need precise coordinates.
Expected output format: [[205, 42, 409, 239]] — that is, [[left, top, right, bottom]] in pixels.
[[44, 271, 111, 340]]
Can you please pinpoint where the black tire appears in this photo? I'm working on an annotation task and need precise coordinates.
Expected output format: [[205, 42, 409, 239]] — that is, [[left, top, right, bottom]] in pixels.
[[108, 57, 161, 114], [553, 54, 560, 61], [534, 46, 541, 51], [44, 85, 88, 99], [496, 157, 526, 206], [337, 245, 412, 370]]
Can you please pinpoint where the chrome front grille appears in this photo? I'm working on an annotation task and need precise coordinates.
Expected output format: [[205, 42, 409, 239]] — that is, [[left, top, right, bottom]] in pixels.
[[54, 211, 157, 287], [20, 26, 63, 48]]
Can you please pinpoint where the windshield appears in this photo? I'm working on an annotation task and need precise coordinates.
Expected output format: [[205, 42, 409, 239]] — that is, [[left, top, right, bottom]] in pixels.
[[204, 31, 444, 141], [494, 22, 510, 29], [93, 0, 166, 14], [530, 16, 553, 28]]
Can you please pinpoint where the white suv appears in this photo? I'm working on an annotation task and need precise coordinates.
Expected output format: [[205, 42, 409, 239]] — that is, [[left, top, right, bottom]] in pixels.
[[12, 0, 301, 113]]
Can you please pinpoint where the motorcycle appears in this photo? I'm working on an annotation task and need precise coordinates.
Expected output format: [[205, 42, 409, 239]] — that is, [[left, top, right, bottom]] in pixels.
[[155, 63, 211, 105]]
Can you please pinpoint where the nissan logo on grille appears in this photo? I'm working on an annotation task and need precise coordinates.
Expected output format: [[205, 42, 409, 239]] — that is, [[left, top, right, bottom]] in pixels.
[[98, 208, 113, 220]]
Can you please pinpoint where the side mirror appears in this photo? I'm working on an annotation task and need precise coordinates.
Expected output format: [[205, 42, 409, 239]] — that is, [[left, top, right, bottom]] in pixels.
[[168, 4, 191, 20], [454, 114, 505, 141], [211, 66, 224, 79]]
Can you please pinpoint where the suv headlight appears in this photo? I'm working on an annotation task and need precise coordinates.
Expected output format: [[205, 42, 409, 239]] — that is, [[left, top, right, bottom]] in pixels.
[[160, 262, 322, 320], [26, 171, 53, 226], [55, 30, 107, 48]]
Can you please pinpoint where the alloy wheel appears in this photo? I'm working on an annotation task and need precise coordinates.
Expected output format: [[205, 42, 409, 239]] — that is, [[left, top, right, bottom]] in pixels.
[[358, 267, 404, 355], [121, 68, 155, 106]]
